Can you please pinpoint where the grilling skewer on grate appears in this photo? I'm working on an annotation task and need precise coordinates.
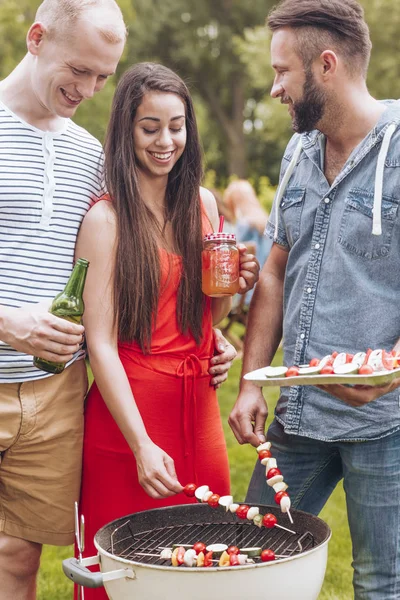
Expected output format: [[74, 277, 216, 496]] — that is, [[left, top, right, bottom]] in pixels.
[[182, 440, 294, 527], [132, 544, 292, 566]]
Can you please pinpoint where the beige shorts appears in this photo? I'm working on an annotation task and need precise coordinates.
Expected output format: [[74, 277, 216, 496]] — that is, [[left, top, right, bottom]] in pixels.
[[0, 359, 88, 545]]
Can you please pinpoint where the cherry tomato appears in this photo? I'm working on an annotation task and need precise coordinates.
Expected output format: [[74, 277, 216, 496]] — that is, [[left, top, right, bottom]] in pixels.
[[207, 493, 220, 508], [229, 553, 240, 566], [346, 353, 354, 363], [274, 490, 289, 505], [286, 366, 299, 377], [331, 351, 338, 359], [320, 365, 334, 375], [309, 358, 320, 367], [258, 449, 272, 461], [358, 364, 374, 375], [261, 548, 276, 562], [266, 467, 282, 480], [193, 542, 206, 555], [183, 483, 197, 497], [236, 504, 250, 519], [262, 513, 277, 529], [227, 545, 240, 555], [204, 551, 214, 567]]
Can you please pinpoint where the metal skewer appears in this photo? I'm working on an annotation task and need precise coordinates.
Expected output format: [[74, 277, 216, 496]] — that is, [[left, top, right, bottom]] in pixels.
[[274, 523, 296, 535], [74, 502, 85, 600], [287, 509, 294, 525]]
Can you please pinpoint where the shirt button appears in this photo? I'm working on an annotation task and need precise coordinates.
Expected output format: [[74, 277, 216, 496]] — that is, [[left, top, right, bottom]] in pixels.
[[315, 243, 320, 249], [307, 287, 312, 293], [300, 333, 305, 340], [324, 197, 330, 204]]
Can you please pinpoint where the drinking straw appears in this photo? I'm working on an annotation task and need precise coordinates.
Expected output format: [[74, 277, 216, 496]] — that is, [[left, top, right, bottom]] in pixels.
[[218, 215, 224, 233]]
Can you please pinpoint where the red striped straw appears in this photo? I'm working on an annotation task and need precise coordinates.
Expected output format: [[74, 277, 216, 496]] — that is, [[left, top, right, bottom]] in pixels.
[[218, 215, 224, 233]]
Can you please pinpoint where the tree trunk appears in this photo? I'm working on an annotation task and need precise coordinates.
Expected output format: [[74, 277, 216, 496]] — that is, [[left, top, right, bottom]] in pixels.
[[227, 76, 246, 177]]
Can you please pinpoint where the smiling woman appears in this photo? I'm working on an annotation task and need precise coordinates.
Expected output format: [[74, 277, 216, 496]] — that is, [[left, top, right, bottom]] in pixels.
[[73, 62, 259, 600], [133, 92, 187, 180]]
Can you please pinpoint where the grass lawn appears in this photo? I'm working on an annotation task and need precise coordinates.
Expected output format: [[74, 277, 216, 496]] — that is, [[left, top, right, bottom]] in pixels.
[[38, 357, 352, 599]]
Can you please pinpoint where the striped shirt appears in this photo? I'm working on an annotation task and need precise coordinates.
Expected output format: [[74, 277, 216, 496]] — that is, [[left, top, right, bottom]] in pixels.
[[0, 100, 105, 382]]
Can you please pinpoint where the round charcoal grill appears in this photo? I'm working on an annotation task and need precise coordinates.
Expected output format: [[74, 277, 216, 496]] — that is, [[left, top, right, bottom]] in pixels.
[[63, 503, 331, 600]]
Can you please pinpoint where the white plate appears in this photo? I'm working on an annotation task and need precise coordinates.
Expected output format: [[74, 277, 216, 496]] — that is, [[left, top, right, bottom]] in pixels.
[[244, 366, 400, 387]]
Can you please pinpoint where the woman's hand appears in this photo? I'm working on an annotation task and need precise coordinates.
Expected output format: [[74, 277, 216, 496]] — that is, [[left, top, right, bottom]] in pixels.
[[134, 440, 183, 499], [237, 244, 260, 294]]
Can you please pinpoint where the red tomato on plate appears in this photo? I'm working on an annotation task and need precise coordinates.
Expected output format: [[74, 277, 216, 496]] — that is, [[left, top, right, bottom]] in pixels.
[[286, 366, 299, 377], [358, 364, 374, 375], [320, 365, 334, 375]]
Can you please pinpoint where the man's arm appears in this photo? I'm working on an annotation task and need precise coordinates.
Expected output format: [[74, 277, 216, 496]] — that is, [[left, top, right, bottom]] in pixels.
[[228, 243, 288, 446], [0, 304, 84, 362]]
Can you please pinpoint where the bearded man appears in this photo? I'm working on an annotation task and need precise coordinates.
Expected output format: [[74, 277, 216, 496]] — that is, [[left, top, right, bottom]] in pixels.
[[229, 1, 400, 598]]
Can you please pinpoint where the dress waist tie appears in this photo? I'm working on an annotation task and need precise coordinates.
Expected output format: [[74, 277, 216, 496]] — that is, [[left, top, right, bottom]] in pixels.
[[176, 354, 207, 482]]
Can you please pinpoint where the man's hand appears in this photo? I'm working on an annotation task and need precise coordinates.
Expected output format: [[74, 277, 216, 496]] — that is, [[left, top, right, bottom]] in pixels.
[[209, 328, 237, 388], [237, 244, 260, 294], [318, 377, 400, 407], [228, 385, 268, 447], [0, 304, 84, 361]]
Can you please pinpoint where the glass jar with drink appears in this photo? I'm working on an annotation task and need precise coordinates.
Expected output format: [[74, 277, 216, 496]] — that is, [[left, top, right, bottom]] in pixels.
[[202, 233, 240, 297]]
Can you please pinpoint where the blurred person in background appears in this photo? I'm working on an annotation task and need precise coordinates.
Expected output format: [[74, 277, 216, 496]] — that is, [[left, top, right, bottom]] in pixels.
[[224, 179, 272, 270], [224, 180, 272, 307]]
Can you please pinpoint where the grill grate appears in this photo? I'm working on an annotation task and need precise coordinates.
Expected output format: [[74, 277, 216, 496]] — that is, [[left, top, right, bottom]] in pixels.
[[107, 520, 315, 566]]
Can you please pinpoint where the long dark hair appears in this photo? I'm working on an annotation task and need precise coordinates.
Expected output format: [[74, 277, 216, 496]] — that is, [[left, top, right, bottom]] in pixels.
[[104, 62, 204, 352]]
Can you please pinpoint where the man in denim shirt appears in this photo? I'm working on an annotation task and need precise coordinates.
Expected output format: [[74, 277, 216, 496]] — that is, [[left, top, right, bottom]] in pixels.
[[229, 0, 400, 598]]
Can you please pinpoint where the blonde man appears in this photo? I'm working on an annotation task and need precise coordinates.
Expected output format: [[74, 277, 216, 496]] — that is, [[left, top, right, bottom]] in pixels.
[[0, 2, 126, 598]]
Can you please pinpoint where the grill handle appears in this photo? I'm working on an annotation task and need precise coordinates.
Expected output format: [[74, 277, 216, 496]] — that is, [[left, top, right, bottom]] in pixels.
[[62, 556, 135, 588]]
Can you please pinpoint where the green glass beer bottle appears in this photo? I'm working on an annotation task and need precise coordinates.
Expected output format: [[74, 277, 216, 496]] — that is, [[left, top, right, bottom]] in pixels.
[[33, 258, 89, 374]]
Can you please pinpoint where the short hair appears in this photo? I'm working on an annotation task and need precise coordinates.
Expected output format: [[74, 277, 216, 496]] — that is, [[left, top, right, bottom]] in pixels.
[[35, 0, 127, 44], [267, 0, 372, 79]]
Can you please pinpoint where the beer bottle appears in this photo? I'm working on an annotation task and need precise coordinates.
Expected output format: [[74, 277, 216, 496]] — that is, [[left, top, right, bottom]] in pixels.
[[33, 258, 89, 374]]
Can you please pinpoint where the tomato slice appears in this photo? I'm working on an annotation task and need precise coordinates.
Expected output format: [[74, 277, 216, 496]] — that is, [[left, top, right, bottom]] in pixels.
[[204, 551, 214, 567], [382, 350, 395, 370], [358, 364, 374, 375], [229, 553, 240, 566], [177, 546, 186, 565], [320, 365, 334, 375], [286, 366, 299, 377]]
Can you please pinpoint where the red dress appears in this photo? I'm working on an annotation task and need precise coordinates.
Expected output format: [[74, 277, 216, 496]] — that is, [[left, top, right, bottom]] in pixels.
[[76, 219, 230, 599]]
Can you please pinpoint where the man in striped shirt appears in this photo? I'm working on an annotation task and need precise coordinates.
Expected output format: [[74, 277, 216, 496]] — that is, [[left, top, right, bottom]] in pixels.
[[0, 1, 126, 597]]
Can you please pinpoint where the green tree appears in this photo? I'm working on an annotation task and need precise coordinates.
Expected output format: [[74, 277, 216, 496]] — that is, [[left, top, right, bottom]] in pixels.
[[123, 0, 276, 179]]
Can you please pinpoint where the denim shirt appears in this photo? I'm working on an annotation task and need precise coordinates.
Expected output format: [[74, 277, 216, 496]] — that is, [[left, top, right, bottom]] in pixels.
[[266, 101, 400, 442]]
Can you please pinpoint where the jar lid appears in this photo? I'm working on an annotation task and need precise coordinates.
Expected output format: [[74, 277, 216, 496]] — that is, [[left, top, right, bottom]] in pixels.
[[203, 232, 237, 243]]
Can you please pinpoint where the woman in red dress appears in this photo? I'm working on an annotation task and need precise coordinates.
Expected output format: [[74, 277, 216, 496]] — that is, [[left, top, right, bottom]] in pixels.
[[74, 63, 259, 599]]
